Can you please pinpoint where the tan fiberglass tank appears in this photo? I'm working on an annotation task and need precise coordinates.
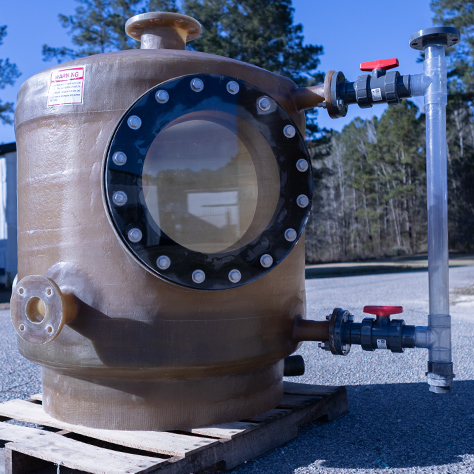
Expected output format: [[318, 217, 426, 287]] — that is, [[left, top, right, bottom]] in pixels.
[[11, 12, 326, 430]]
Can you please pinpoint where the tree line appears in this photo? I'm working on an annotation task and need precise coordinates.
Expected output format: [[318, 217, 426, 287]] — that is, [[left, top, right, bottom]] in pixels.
[[1, 0, 473, 262]]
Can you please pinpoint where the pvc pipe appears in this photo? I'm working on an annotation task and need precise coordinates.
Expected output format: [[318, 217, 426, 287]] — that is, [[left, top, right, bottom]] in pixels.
[[413, 43, 454, 393]]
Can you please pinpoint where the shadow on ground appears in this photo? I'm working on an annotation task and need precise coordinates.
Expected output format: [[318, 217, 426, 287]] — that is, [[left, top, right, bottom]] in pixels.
[[231, 380, 474, 472]]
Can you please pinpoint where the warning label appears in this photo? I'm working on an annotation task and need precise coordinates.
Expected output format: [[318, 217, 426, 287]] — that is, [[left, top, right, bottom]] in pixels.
[[47, 67, 85, 107]]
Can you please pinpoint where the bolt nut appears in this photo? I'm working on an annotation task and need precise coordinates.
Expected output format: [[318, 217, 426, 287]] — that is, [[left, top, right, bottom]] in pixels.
[[192, 269, 206, 284], [260, 254, 273, 268], [128, 228, 142, 243], [228, 269, 241, 283], [284, 228, 297, 242], [347, 314, 354, 322], [226, 81, 240, 94], [296, 159, 309, 172], [127, 115, 142, 130], [112, 191, 128, 206], [325, 314, 331, 320], [258, 96, 272, 111], [156, 255, 171, 270], [155, 90, 169, 104], [283, 125, 296, 138], [112, 152, 127, 166], [297, 194, 310, 208], [337, 99, 345, 108], [317, 101, 327, 108], [190, 78, 204, 92]]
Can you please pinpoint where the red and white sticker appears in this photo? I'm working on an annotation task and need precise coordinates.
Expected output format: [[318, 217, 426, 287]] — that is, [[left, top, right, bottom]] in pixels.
[[47, 67, 85, 107]]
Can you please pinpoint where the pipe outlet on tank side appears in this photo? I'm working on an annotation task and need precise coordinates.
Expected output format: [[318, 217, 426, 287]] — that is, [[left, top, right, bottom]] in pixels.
[[11, 275, 77, 344]]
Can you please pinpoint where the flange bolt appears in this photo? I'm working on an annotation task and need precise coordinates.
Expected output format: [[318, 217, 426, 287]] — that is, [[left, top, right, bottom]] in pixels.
[[297, 194, 309, 208], [191, 78, 204, 92], [127, 115, 142, 130], [228, 269, 242, 283], [258, 97, 272, 111], [112, 152, 127, 166], [192, 269, 206, 284], [156, 255, 171, 270], [296, 159, 309, 172], [155, 90, 169, 104], [260, 254, 273, 268], [226, 81, 240, 94], [284, 125, 296, 138], [128, 228, 142, 243], [112, 191, 128, 206]]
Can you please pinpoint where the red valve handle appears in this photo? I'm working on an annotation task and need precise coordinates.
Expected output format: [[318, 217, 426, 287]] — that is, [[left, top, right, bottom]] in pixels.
[[363, 306, 403, 317], [360, 58, 399, 72]]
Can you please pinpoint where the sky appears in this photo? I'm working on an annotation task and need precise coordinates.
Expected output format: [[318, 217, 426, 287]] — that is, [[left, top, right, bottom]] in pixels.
[[0, 0, 434, 144]]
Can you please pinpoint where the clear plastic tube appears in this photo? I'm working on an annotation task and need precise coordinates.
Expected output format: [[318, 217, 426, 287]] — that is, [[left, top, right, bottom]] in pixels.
[[413, 43, 453, 392], [424, 44, 451, 366]]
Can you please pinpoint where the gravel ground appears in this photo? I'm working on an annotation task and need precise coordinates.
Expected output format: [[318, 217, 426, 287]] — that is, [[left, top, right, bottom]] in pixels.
[[1, 266, 474, 473]]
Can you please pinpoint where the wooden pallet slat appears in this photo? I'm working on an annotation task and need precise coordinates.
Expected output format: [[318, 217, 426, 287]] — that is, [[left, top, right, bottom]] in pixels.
[[1, 382, 349, 474], [0, 400, 219, 457], [188, 421, 259, 439], [0, 424, 167, 474]]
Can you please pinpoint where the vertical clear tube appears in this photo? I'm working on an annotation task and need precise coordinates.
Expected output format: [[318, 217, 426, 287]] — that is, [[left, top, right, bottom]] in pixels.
[[422, 43, 453, 391]]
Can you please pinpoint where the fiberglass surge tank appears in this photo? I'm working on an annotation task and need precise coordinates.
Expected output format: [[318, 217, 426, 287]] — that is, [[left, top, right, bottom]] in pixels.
[[11, 12, 315, 430]]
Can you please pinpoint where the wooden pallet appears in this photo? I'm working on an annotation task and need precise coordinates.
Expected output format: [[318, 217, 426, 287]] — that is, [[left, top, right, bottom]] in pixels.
[[0, 382, 348, 474]]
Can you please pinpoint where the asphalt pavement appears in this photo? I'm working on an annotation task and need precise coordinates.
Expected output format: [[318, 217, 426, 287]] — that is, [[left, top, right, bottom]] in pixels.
[[1, 264, 474, 473]]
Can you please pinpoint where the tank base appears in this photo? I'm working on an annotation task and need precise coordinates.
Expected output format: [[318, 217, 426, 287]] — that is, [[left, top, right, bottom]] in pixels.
[[41, 362, 284, 430]]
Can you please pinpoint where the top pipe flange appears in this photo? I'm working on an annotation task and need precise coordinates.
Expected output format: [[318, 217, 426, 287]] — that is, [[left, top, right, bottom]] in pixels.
[[409, 27, 460, 51]]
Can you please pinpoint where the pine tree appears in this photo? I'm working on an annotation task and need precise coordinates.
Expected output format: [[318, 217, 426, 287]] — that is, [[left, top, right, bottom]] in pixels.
[[0, 26, 21, 125], [431, 0, 474, 97], [43, 0, 142, 62], [182, 0, 322, 88]]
